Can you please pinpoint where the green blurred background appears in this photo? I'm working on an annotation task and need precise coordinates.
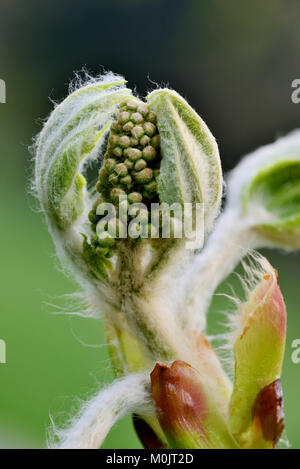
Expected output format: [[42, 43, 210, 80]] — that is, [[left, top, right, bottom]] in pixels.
[[0, 0, 299, 448]]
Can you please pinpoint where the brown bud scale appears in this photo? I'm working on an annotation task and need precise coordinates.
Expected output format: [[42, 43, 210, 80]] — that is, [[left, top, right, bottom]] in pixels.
[[252, 379, 285, 447]]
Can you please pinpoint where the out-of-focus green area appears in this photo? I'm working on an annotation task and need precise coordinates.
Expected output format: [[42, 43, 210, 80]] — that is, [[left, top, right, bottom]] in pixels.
[[0, 0, 299, 448]]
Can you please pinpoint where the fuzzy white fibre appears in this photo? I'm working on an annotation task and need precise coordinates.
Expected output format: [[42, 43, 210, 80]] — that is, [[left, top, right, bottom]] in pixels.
[[50, 373, 151, 449]]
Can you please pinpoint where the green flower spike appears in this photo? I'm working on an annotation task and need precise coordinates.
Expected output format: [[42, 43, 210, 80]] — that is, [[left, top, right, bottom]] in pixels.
[[35, 72, 223, 372]]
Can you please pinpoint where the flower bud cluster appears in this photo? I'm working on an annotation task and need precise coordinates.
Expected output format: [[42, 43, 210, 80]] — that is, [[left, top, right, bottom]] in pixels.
[[87, 98, 162, 256]]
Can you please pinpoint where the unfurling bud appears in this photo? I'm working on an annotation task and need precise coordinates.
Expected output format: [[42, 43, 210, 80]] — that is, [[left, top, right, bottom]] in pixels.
[[227, 130, 300, 249], [151, 361, 238, 449], [35, 75, 131, 230], [34, 72, 293, 450], [147, 88, 223, 233], [229, 257, 286, 448]]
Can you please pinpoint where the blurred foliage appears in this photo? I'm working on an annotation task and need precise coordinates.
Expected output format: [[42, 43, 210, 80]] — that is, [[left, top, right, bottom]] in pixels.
[[0, 0, 299, 448]]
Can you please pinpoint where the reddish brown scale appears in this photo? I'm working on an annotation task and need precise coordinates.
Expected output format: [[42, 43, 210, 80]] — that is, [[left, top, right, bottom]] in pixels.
[[132, 414, 165, 449], [151, 361, 208, 441], [252, 379, 285, 447]]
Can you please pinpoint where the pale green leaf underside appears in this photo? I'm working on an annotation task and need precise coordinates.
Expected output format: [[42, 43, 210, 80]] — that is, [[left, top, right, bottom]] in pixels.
[[243, 158, 300, 245], [147, 89, 222, 231], [36, 78, 131, 229]]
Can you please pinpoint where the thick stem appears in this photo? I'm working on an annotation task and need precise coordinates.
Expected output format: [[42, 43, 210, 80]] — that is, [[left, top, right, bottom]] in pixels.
[[51, 373, 150, 449], [110, 240, 196, 365], [181, 209, 260, 332]]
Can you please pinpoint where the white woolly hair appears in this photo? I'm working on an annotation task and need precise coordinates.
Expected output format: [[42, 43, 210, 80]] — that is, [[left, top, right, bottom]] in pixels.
[[31, 71, 132, 317], [212, 252, 275, 378], [68, 69, 126, 95], [31, 69, 127, 191], [147, 87, 223, 235], [227, 253, 275, 344], [49, 372, 152, 449], [45, 290, 103, 320], [179, 130, 300, 333]]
